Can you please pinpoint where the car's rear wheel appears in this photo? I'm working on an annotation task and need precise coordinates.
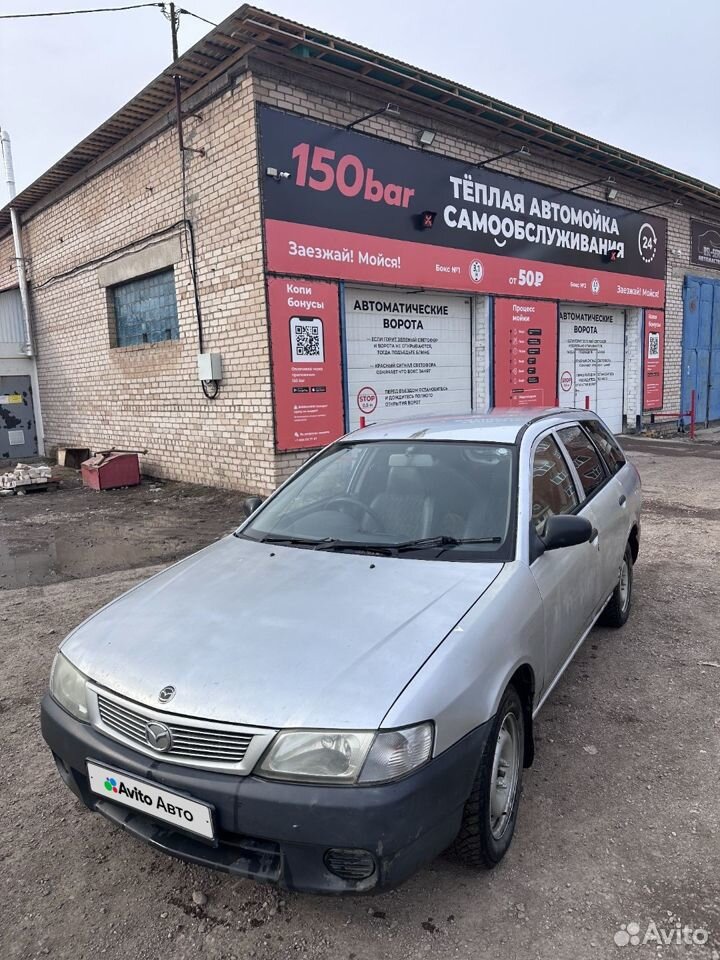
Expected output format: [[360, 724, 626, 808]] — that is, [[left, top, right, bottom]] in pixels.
[[452, 685, 524, 868], [599, 543, 633, 628]]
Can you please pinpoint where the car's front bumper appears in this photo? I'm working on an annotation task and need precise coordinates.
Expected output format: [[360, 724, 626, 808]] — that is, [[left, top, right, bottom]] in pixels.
[[41, 694, 490, 893]]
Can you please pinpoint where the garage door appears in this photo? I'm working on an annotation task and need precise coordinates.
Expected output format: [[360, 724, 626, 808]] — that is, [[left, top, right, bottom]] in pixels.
[[344, 287, 472, 430], [558, 305, 626, 433]]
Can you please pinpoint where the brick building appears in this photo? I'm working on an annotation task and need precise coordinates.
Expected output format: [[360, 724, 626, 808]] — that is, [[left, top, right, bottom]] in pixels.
[[2, 5, 720, 492]]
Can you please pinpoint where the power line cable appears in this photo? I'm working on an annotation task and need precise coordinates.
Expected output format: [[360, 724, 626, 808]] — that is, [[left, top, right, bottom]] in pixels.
[[178, 8, 217, 28], [0, 3, 163, 18], [0, 3, 216, 25]]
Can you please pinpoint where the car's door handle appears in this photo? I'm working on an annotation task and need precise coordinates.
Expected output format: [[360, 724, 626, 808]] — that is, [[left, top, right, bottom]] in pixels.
[[618, 494, 627, 506]]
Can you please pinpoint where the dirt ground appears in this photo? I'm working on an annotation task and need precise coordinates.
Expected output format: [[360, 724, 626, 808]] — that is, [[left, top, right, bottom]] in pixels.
[[1, 446, 719, 960]]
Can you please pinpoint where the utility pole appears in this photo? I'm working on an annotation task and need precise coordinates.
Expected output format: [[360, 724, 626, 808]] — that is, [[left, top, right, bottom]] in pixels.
[[169, 2, 184, 155], [165, 3, 209, 383]]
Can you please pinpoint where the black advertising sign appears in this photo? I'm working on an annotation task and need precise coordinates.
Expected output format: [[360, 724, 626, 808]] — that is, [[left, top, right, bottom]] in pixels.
[[690, 220, 720, 270], [259, 106, 667, 308]]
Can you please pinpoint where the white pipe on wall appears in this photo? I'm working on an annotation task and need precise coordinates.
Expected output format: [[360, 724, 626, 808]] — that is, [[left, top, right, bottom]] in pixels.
[[1, 128, 34, 356]]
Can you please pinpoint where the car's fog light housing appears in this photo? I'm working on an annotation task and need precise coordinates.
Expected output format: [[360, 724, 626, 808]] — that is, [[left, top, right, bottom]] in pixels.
[[359, 722, 433, 783], [324, 848, 376, 881]]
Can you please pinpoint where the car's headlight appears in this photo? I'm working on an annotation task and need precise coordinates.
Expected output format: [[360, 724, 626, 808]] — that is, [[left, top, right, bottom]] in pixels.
[[257, 723, 433, 784], [50, 653, 89, 722]]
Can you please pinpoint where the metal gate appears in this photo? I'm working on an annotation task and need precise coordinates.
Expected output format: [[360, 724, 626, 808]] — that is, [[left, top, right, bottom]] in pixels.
[[682, 276, 720, 425], [0, 375, 38, 459]]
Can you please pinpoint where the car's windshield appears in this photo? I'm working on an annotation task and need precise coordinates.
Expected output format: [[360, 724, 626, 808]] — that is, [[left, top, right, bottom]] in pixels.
[[239, 440, 516, 561]]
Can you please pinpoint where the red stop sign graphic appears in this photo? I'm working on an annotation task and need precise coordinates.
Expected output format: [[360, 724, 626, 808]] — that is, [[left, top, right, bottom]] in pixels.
[[357, 386, 378, 414], [560, 370, 573, 392]]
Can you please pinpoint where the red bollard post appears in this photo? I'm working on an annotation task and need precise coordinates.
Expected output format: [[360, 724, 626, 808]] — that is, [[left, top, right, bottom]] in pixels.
[[359, 416, 366, 428], [690, 389, 696, 440], [584, 395, 591, 410]]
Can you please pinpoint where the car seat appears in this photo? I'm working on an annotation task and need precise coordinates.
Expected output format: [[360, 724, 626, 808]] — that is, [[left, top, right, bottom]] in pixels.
[[367, 466, 433, 541]]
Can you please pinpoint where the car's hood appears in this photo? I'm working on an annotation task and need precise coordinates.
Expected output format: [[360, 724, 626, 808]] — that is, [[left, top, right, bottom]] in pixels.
[[62, 535, 502, 729]]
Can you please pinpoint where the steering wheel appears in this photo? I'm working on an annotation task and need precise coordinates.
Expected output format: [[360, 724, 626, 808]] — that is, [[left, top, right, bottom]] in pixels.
[[323, 495, 384, 531]]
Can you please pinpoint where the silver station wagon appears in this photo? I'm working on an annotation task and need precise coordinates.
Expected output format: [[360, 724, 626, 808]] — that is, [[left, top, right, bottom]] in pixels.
[[42, 408, 641, 893]]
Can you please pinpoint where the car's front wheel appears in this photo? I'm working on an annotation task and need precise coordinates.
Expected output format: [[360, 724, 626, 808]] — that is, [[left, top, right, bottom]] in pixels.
[[452, 685, 524, 868], [599, 543, 633, 628]]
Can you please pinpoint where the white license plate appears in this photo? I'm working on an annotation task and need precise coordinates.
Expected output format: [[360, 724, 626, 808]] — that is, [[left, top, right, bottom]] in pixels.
[[87, 761, 215, 841]]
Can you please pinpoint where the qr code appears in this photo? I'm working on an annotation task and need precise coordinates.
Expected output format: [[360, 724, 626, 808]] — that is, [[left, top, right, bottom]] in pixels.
[[648, 332, 660, 359], [290, 317, 324, 363], [294, 324, 321, 357]]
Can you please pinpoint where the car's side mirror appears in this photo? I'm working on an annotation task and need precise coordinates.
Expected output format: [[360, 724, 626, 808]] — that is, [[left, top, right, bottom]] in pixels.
[[242, 496, 264, 518], [542, 514, 594, 551]]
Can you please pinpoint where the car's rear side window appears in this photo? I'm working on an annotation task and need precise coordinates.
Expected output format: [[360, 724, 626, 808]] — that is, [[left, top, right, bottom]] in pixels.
[[584, 420, 626, 475], [557, 425, 608, 499], [531, 435, 579, 534]]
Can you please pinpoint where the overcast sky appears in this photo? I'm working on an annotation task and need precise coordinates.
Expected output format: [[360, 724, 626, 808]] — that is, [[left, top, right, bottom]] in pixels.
[[1, 0, 719, 201]]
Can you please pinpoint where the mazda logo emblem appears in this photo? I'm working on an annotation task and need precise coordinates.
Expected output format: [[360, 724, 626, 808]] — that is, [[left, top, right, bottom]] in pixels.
[[145, 721, 172, 753], [158, 685, 176, 704]]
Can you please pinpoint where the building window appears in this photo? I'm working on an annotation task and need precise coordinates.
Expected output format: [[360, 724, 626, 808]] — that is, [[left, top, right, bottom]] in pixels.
[[111, 269, 179, 347]]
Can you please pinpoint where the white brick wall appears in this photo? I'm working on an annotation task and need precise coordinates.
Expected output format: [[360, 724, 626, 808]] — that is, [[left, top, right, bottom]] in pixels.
[[1, 57, 720, 492], [473, 295, 490, 412]]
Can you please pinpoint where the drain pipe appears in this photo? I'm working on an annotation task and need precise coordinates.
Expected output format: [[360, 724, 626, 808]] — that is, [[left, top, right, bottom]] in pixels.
[[1, 128, 44, 455], [0, 128, 34, 356]]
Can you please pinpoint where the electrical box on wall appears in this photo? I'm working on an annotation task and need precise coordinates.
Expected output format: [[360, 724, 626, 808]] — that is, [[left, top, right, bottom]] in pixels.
[[197, 352, 222, 381]]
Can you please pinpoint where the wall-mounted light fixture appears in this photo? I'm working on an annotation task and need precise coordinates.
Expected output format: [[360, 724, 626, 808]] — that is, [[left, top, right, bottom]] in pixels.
[[606, 183, 619, 201], [567, 175, 616, 194], [476, 145, 530, 167], [346, 102, 400, 130], [636, 198, 682, 213], [417, 129, 436, 147]]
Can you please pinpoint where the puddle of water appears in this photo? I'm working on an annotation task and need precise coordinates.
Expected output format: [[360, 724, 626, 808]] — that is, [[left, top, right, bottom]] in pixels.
[[0, 522, 172, 590], [0, 539, 58, 589]]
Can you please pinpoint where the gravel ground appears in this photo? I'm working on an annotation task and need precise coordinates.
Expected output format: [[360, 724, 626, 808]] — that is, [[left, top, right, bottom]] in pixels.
[[1, 448, 719, 960]]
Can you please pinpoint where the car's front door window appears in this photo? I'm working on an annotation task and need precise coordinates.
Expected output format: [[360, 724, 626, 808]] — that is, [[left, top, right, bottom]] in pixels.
[[557, 425, 608, 500], [531, 435, 579, 535], [584, 420, 627, 475]]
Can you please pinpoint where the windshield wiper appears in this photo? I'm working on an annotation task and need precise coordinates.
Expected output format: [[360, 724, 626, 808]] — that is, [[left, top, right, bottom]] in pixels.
[[314, 535, 502, 555], [244, 532, 503, 554], [250, 533, 323, 547], [394, 535, 502, 553], [313, 539, 397, 555]]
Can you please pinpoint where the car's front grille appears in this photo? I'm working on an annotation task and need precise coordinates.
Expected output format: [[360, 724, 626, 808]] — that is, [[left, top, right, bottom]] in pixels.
[[96, 694, 254, 765]]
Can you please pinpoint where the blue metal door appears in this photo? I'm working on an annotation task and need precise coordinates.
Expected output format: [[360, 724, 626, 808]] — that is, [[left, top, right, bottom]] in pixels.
[[711, 285, 720, 421], [682, 276, 720, 424]]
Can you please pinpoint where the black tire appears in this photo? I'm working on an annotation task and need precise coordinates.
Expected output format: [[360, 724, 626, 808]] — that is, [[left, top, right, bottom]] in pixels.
[[599, 543, 633, 628], [452, 685, 524, 869]]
